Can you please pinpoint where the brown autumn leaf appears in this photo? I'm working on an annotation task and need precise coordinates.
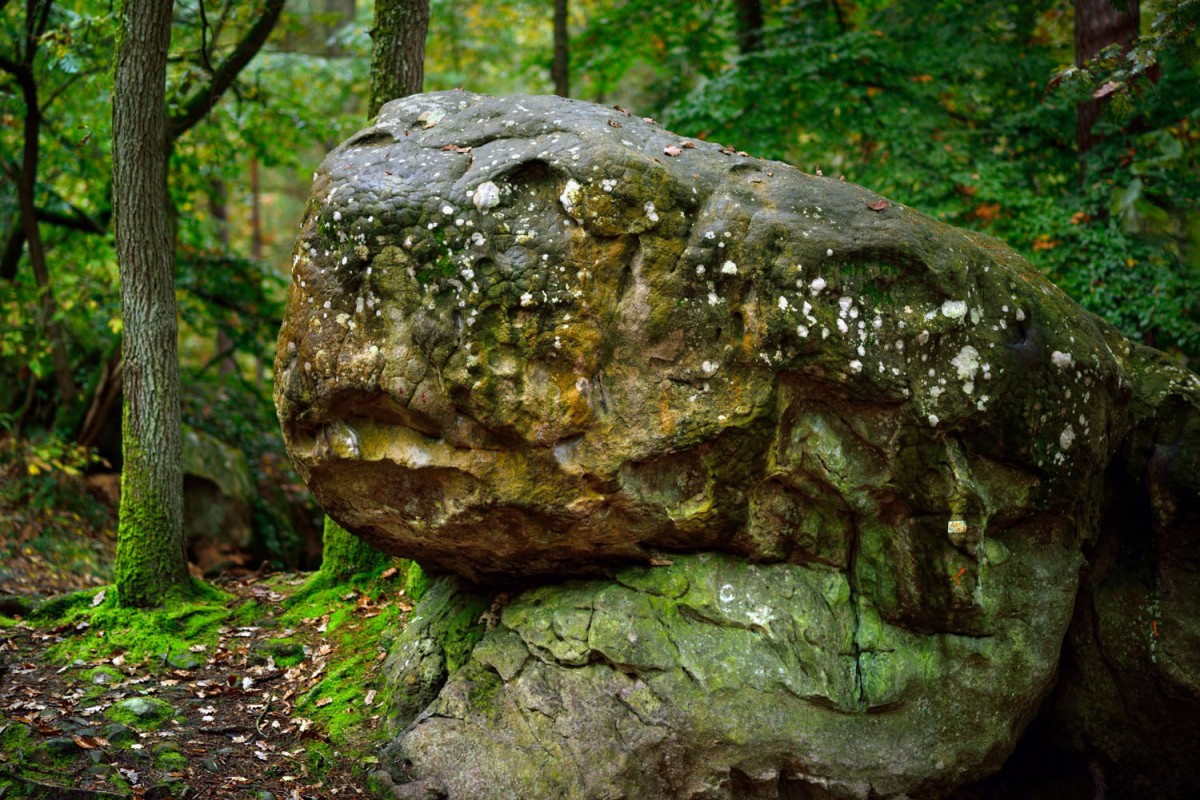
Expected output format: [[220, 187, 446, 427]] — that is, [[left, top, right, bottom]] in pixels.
[[866, 200, 890, 211], [1093, 81, 1120, 99], [612, 105, 630, 115], [380, 567, 398, 579], [649, 558, 674, 567], [314, 697, 333, 708], [607, 119, 623, 128], [663, 145, 682, 157], [440, 144, 472, 154], [680, 141, 697, 149], [643, 117, 657, 124]]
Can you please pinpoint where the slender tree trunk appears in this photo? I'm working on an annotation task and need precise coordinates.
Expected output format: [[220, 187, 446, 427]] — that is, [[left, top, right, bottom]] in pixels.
[[11, 0, 76, 406], [553, 0, 569, 97], [1075, 0, 1140, 154], [315, 517, 392, 583], [209, 178, 239, 377], [113, 0, 192, 607], [369, 0, 430, 116], [735, 0, 765, 54], [308, 0, 431, 588]]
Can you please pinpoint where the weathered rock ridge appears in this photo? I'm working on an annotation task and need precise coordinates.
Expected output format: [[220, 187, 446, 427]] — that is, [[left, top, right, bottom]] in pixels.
[[274, 92, 1200, 799]]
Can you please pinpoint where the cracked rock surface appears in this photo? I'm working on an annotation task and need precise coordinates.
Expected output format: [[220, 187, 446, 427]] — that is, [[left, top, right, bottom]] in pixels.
[[274, 92, 1200, 798]]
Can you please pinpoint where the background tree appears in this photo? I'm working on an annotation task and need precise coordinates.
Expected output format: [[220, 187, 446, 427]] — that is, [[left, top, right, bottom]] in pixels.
[[553, 0, 568, 96], [112, 0, 191, 606], [312, 0, 432, 583], [369, 0, 429, 117]]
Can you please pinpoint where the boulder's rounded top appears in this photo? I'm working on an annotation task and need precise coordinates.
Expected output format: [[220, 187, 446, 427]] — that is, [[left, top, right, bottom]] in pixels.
[[276, 91, 1129, 586]]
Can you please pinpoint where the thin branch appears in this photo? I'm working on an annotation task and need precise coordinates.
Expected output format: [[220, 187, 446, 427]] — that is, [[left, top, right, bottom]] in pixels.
[[37, 204, 108, 233], [197, 0, 215, 76], [166, 0, 285, 144]]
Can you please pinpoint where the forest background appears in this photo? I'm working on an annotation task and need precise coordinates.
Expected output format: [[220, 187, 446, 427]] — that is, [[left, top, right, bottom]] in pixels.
[[2, 0, 1198, 578]]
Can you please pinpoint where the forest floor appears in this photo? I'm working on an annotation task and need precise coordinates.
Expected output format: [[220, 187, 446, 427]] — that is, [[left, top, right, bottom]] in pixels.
[[0, 531, 411, 800]]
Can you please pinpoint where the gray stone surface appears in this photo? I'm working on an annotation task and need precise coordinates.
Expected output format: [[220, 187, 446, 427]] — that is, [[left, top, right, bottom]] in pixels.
[[273, 92, 1200, 799]]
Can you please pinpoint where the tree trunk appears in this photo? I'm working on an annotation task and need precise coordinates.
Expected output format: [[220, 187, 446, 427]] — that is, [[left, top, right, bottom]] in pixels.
[[735, 0, 765, 54], [112, 0, 192, 607], [11, 0, 76, 407], [315, 0, 432, 588], [553, 0, 569, 97], [316, 517, 393, 583], [368, 0, 430, 117], [1075, 0, 1140, 153]]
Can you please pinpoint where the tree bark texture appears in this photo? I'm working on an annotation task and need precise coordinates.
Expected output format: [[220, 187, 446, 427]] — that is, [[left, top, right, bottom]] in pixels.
[[113, 0, 192, 607], [369, 0, 430, 117], [1075, 0, 1140, 153], [553, 0, 569, 97]]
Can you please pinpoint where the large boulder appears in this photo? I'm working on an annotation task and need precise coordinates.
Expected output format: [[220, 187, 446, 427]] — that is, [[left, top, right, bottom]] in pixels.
[[273, 92, 1200, 798]]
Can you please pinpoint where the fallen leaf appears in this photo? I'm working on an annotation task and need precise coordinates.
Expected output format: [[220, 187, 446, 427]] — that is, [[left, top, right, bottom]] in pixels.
[[364, 689, 377, 707], [417, 108, 445, 129], [380, 567, 398, 579], [1093, 81, 1120, 99], [866, 200, 890, 211], [314, 697, 333, 708], [92, 590, 106, 607], [680, 141, 697, 149], [440, 144, 472, 154], [649, 558, 673, 567], [607, 119, 623, 128], [663, 145, 682, 157]]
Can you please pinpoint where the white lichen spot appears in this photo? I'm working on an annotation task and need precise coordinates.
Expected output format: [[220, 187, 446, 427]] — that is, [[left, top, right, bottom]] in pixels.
[[332, 211, 342, 222], [644, 201, 659, 223], [810, 277, 827, 295], [520, 292, 535, 307], [719, 584, 735, 604], [849, 359, 863, 373], [947, 519, 967, 535], [797, 324, 810, 338], [1015, 308, 1026, 321], [1059, 424, 1076, 451], [708, 292, 720, 306], [950, 345, 980, 382], [441, 204, 454, 215], [941, 299, 968, 320], [473, 181, 501, 212], [826, 248, 834, 257], [722, 261, 738, 275], [778, 296, 789, 311], [1051, 351, 1073, 369], [928, 414, 940, 427], [559, 179, 582, 216]]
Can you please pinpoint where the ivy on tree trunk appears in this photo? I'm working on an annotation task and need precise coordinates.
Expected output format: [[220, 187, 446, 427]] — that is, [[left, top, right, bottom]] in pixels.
[[112, 0, 192, 607]]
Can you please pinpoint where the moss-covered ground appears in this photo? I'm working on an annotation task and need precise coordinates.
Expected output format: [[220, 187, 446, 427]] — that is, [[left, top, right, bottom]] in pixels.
[[0, 563, 416, 799]]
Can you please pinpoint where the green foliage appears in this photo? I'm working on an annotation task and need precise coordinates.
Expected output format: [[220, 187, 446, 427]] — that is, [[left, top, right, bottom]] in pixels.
[[661, 0, 1199, 359], [0, 419, 114, 578]]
